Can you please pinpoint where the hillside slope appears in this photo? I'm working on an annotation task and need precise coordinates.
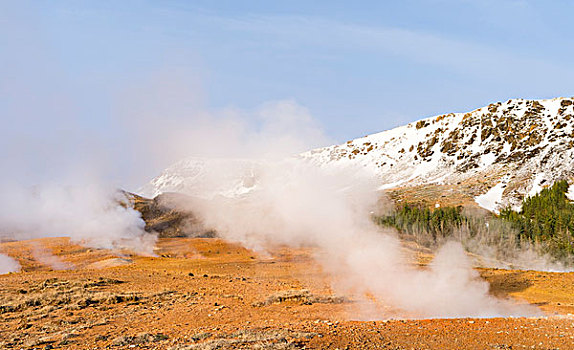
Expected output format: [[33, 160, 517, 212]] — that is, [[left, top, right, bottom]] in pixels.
[[141, 97, 574, 212]]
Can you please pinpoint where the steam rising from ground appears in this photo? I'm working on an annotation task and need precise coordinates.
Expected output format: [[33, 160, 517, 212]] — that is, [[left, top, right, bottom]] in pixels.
[[459, 222, 574, 273], [0, 253, 20, 275], [1, 70, 329, 273], [0, 184, 155, 261], [125, 79, 540, 318], [433, 207, 574, 272], [0, 52, 544, 315], [29, 241, 74, 271], [171, 160, 539, 318]]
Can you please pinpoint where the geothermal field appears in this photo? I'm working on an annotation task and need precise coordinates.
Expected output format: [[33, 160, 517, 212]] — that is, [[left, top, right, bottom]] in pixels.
[[1, 168, 574, 349], [3, 2, 574, 349], [1, 236, 574, 349]]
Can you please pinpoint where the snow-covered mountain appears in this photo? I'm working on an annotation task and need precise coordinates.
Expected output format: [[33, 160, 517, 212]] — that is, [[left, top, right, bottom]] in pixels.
[[141, 97, 574, 213], [139, 158, 264, 199]]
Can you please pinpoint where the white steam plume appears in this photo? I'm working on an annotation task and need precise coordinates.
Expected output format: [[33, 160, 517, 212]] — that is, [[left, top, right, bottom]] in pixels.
[[170, 160, 539, 318], [0, 183, 155, 256], [117, 68, 332, 179], [29, 241, 74, 271], [0, 253, 20, 275], [444, 207, 574, 272], [0, 3, 158, 263], [127, 73, 540, 318]]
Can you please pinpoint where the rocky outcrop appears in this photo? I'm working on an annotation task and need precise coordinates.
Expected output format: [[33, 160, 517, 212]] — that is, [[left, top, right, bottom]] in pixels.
[[126, 192, 215, 238]]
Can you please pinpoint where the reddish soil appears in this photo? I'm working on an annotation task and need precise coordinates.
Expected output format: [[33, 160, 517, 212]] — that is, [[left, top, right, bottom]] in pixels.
[[1, 237, 573, 349]]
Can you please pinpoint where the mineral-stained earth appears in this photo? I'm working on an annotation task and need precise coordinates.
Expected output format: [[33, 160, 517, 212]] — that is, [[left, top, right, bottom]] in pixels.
[[1, 237, 574, 349]]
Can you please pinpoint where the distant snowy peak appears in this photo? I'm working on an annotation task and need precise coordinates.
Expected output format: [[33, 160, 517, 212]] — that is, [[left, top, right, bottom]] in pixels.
[[302, 97, 574, 211], [139, 158, 264, 199], [142, 97, 574, 212]]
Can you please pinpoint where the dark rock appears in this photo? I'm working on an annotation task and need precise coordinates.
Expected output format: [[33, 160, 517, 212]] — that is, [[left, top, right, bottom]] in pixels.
[[124, 192, 217, 238]]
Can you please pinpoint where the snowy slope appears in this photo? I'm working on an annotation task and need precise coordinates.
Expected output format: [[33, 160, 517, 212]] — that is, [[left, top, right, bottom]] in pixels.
[[141, 97, 574, 212], [300, 97, 574, 211], [139, 158, 264, 199]]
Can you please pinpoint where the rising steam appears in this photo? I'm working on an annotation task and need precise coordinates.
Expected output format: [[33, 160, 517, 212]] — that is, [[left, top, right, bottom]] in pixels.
[[0, 183, 155, 259], [29, 241, 74, 271], [167, 159, 540, 318], [121, 74, 542, 318], [0, 53, 544, 317], [0, 253, 20, 275]]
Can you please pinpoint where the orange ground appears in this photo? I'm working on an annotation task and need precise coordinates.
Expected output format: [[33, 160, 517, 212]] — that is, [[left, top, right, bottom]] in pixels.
[[1, 237, 574, 349]]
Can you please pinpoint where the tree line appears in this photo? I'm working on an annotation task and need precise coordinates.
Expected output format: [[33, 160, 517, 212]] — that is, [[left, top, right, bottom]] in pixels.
[[375, 180, 574, 262], [499, 180, 574, 258]]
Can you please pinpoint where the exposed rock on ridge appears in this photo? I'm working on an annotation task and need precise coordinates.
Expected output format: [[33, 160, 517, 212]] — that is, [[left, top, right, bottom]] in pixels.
[[141, 97, 574, 212]]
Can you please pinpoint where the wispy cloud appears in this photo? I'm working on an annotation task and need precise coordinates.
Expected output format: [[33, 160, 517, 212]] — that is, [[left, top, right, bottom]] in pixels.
[[189, 12, 572, 84]]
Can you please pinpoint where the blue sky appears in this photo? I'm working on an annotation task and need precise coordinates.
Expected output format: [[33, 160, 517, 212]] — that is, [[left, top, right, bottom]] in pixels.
[[2, 0, 574, 187]]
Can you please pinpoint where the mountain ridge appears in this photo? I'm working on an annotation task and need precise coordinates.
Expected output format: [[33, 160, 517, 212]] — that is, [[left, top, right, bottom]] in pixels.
[[141, 97, 574, 213]]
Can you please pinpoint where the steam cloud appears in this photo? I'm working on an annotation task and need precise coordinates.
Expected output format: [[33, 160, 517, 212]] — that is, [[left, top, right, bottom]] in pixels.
[[0, 183, 155, 259], [0, 253, 20, 275], [459, 222, 574, 273], [0, 50, 542, 317], [29, 241, 74, 271], [121, 73, 539, 318], [175, 159, 539, 318]]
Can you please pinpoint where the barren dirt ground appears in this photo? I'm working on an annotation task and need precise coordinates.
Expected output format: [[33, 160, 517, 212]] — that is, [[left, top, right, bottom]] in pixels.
[[1, 237, 574, 349]]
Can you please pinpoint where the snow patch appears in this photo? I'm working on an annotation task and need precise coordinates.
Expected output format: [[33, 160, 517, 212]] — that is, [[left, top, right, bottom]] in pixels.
[[566, 184, 574, 201], [479, 153, 496, 168], [527, 173, 547, 198], [475, 176, 511, 214], [378, 180, 406, 190]]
